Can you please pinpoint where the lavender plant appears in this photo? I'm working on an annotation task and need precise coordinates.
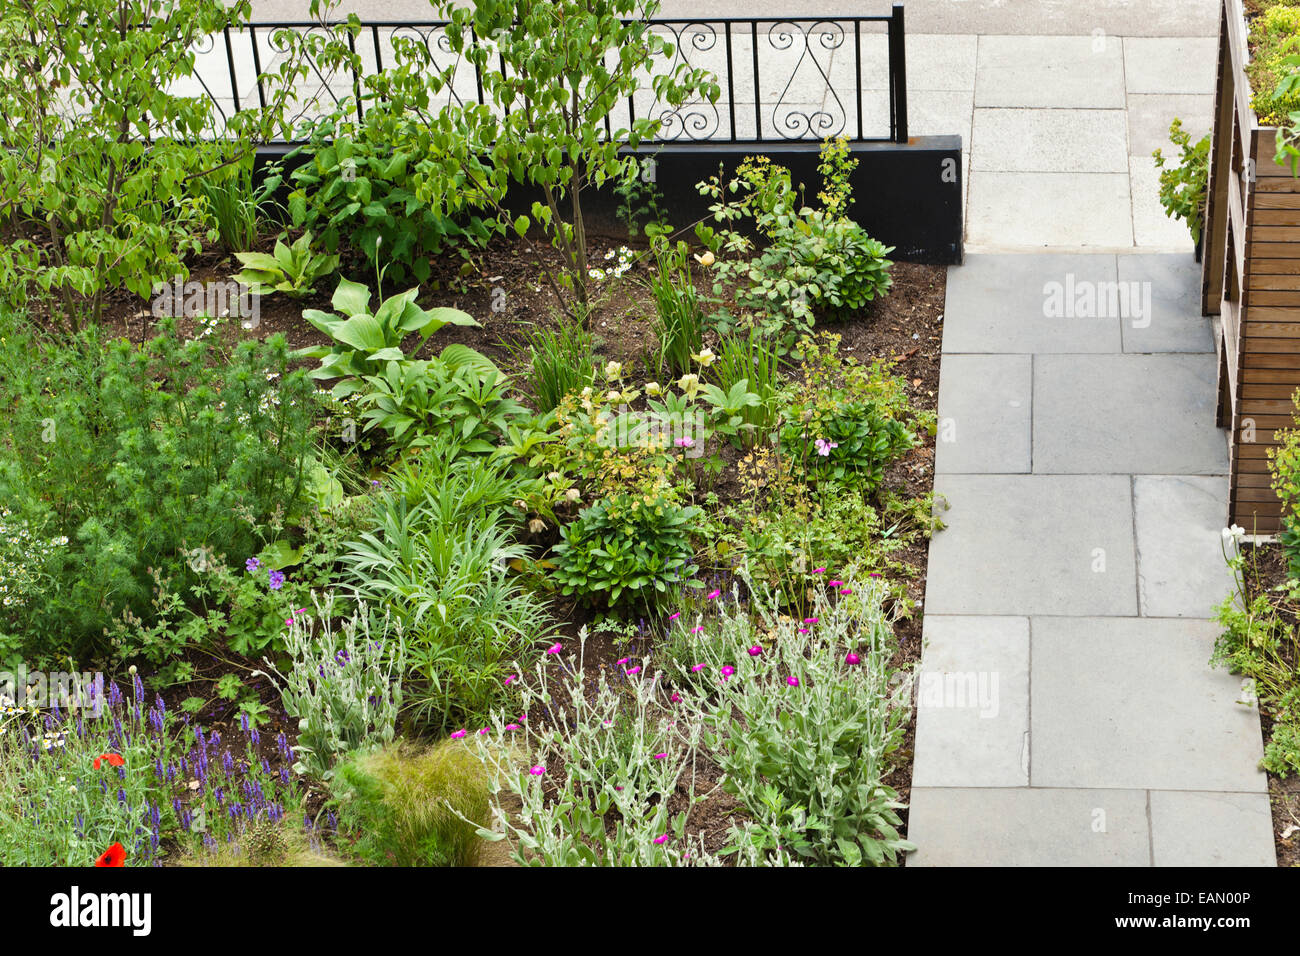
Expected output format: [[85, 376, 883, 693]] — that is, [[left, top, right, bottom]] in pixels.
[[260, 593, 405, 781]]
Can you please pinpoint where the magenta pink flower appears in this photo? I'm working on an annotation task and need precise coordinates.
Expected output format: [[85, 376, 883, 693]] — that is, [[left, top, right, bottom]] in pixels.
[[626, 666, 641, 676], [840, 587, 853, 595], [798, 627, 809, 634], [675, 437, 695, 448], [478, 727, 489, 735], [721, 665, 735, 677], [828, 579, 844, 587], [671, 692, 681, 702], [669, 612, 681, 621], [547, 642, 562, 654], [529, 765, 545, 776], [691, 663, 706, 673], [654, 834, 669, 845], [653, 753, 666, 760], [786, 676, 800, 687], [845, 652, 861, 666], [707, 589, 721, 600], [691, 626, 704, 634], [812, 567, 826, 574], [615, 785, 624, 791], [450, 729, 467, 739], [616, 657, 630, 666], [869, 572, 881, 578], [748, 645, 763, 657], [505, 723, 521, 731], [803, 617, 819, 624], [504, 674, 518, 686]]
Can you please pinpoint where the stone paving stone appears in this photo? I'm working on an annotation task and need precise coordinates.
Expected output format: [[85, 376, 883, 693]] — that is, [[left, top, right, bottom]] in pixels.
[[1032, 353, 1229, 474], [1130, 155, 1199, 250], [907, 787, 1151, 866], [1127, 93, 1215, 158], [1149, 791, 1277, 866], [975, 35, 1126, 109], [861, 33, 978, 91], [1117, 254, 1215, 353], [1135, 476, 1234, 618], [972, 108, 1129, 173], [943, 254, 1123, 353], [1030, 617, 1269, 792], [927, 475, 1138, 616], [1124, 37, 1220, 94], [967, 171, 1134, 250], [934, 355, 1032, 473], [912, 616, 1030, 787]]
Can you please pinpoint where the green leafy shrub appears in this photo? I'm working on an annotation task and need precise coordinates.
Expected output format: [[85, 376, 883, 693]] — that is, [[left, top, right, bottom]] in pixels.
[[552, 490, 701, 609], [424, 0, 718, 315], [332, 739, 491, 866], [697, 141, 893, 338], [777, 335, 917, 495], [286, 110, 500, 284], [0, 314, 317, 659], [1152, 118, 1210, 244]]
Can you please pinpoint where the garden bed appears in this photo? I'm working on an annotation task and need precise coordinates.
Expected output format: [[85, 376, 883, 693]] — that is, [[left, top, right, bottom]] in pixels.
[[1224, 540, 1300, 866]]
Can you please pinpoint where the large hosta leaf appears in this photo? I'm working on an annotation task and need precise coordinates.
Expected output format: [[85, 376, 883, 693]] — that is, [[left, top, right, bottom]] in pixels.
[[331, 276, 371, 316]]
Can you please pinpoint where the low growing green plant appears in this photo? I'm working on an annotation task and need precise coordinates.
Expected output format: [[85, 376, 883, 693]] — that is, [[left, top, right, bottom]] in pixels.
[[233, 231, 339, 298], [332, 739, 491, 866], [297, 276, 478, 397], [1152, 118, 1210, 244]]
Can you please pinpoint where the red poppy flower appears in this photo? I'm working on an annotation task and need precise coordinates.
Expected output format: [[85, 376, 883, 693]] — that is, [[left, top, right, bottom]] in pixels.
[[93, 753, 125, 770], [94, 842, 126, 867]]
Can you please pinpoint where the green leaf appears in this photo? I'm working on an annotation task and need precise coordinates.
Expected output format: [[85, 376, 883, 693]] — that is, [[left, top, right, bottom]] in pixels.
[[331, 276, 372, 316]]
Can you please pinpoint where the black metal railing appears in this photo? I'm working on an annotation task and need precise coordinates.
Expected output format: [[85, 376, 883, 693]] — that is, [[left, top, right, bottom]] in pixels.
[[199, 5, 908, 145]]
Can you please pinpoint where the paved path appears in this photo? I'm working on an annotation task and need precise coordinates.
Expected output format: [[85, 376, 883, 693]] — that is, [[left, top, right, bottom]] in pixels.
[[906, 253, 1276, 866]]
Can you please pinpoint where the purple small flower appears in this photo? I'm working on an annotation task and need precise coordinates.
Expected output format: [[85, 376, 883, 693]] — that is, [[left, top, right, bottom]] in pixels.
[[268, 570, 285, 591], [814, 438, 839, 457], [245, 557, 260, 573]]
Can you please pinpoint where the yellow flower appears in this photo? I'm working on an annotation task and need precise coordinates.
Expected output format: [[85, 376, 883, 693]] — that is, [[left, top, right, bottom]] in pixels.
[[692, 347, 716, 368], [693, 250, 715, 267]]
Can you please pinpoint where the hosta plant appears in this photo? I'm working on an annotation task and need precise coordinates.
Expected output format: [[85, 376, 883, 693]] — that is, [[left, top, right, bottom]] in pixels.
[[233, 231, 339, 298], [297, 276, 478, 397]]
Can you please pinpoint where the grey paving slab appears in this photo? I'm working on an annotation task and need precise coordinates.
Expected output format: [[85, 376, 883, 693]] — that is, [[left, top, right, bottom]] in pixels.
[[935, 355, 1032, 473], [1150, 791, 1277, 866], [1030, 617, 1269, 792], [927, 475, 1138, 616], [966, 171, 1135, 250], [1032, 354, 1229, 474], [1135, 476, 1234, 618], [975, 35, 1126, 109], [943, 254, 1123, 353], [971, 108, 1130, 173], [907, 787, 1151, 866], [902, 90, 973, 143], [912, 616, 1030, 787], [1123, 37, 1220, 94], [1131, 155, 1199, 250], [1127, 93, 1215, 158], [1117, 254, 1215, 353], [861, 34, 978, 91]]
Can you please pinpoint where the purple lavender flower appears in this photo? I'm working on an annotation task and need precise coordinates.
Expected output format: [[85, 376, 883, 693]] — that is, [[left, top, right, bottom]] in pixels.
[[245, 557, 260, 573], [268, 570, 285, 590]]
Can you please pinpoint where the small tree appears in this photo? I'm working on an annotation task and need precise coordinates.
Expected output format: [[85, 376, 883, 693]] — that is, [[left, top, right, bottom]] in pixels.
[[423, 0, 718, 316]]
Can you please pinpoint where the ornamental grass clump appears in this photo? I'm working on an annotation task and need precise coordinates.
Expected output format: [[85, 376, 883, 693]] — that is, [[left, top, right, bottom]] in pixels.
[[331, 739, 490, 867]]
